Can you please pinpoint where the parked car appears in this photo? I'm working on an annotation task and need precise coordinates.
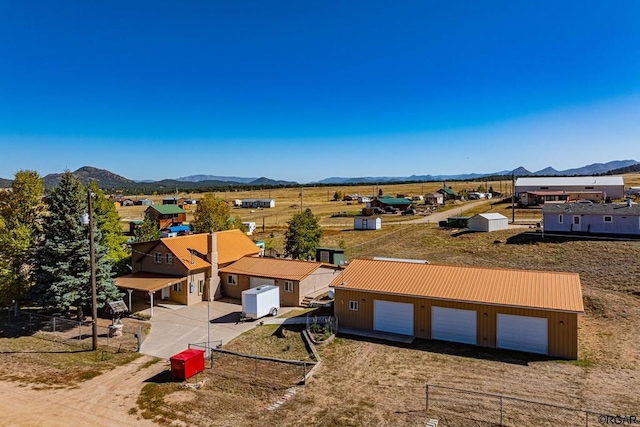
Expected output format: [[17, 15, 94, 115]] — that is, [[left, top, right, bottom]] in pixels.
[[401, 209, 416, 215]]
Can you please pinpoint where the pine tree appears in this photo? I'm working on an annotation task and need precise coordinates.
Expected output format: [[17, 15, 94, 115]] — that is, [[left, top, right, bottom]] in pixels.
[[284, 208, 323, 260], [31, 171, 121, 316]]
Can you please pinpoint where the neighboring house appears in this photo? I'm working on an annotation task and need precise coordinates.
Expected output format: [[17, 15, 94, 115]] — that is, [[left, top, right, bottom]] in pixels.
[[163, 197, 179, 205], [315, 247, 345, 265], [333, 258, 583, 359], [129, 220, 144, 235], [357, 196, 371, 203], [515, 176, 625, 201], [354, 216, 381, 230], [145, 205, 187, 229], [115, 230, 262, 316], [180, 198, 198, 205], [241, 198, 276, 208], [135, 198, 153, 206], [518, 190, 604, 206], [370, 197, 413, 210], [425, 192, 444, 205], [242, 221, 256, 235], [219, 257, 340, 306], [469, 213, 509, 232], [542, 202, 640, 237], [437, 188, 456, 200]]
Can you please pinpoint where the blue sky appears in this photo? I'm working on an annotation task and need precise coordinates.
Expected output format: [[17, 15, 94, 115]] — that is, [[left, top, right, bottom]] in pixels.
[[1, 1, 639, 183]]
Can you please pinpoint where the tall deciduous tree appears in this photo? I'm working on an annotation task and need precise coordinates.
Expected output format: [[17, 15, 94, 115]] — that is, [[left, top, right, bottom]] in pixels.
[[87, 181, 129, 275], [0, 170, 45, 307], [284, 208, 323, 260], [192, 194, 238, 233], [31, 171, 121, 317], [133, 216, 160, 243]]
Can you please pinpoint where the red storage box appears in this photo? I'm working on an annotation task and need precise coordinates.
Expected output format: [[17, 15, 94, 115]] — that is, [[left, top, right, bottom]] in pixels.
[[170, 349, 205, 381]]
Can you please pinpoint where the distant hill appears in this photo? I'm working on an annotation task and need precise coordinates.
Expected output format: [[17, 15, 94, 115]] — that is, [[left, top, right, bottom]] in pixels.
[[0, 177, 12, 188], [176, 174, 257, 184], [43, 166, 135, 189], [606, 162, 640, 175], [534, 167, 560, 175], [562, 160, 638, 175], [248, 177, 298, 186]]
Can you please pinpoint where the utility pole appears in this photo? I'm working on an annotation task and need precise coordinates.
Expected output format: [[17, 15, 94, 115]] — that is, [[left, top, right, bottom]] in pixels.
[[300, 186, 303, 213], [87, 191, 98, 351], [511, 173, 515, 224]]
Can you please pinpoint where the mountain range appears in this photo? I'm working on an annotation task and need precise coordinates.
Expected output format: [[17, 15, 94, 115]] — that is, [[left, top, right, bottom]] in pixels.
[[0, 160, 637, 190], [316, 160, 639, 184]]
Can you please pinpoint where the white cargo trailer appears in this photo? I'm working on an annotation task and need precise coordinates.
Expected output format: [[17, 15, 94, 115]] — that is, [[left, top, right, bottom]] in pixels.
[[241, 285, 280, 320]]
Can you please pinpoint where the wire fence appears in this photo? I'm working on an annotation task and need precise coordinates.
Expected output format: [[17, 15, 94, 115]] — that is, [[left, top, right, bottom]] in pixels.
[[425, 384, 634, 427], [0, 307, 141, 353]]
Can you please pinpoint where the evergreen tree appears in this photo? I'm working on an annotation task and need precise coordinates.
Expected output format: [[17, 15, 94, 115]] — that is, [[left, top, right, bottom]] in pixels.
[[0, 170, 45, 306], [284, 208, 323, 260], [31, 171, 121, 317], [87, 181, 130, 275], [192, 194, 235, 233], [134, 216, 160, 242]]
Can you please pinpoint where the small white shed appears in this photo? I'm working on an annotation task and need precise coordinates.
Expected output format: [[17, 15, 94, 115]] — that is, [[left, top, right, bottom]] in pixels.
[[469, 213, 509, 232], [354, 216, 381, 230], [425, 193, 444, 205]]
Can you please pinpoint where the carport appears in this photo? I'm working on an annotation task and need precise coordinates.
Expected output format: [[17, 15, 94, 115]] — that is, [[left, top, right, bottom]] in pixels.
[[115, 273, 187, 317]]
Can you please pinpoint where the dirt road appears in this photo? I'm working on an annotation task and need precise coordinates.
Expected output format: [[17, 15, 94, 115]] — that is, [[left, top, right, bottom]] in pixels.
[[0, 355, 168, 427], [403, 199, 492, 224]]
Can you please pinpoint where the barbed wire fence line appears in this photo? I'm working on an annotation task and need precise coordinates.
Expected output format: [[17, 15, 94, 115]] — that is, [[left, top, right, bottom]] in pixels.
[[425, 383, 629, 427]]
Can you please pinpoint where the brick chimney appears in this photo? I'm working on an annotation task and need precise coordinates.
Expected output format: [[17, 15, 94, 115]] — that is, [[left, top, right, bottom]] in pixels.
[[207, 232, 221, 300]]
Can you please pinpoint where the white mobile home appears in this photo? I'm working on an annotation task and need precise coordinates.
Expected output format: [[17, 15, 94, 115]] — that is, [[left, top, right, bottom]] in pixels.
[[354, 216, 381, 230], [241, 198, 276, 208], [469, 213, 509, 232]]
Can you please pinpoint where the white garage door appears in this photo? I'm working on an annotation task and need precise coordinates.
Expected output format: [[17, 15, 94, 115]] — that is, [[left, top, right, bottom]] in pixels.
[[250, 277, 275, 288], [497, 314, 548, 355], [373, 300, 414, 336], [431, 306, 477, 345]]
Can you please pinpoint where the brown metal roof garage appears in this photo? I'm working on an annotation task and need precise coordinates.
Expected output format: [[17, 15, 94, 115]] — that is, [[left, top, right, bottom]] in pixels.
[[332, 259, 584, 359]]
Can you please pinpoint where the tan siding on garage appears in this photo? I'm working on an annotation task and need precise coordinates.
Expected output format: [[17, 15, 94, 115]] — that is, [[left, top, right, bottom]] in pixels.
[[335, 289, 578, 359]]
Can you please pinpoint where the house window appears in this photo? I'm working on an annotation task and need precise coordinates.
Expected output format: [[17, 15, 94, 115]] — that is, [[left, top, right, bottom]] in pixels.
[[227, 274, 237, 286], [585, 186, 594, 190], [173, 282, 182, 292], [603, 216, 613, 223], [165, 253, 173, 264], [540, 187, 549, 190], [573, 216, 581, 225], [198, 280, 204, 295], [284, 281, 294, 292], [154, 252, 162, 263], [558, 214, 563, 224], [349, 300, 358, 311]]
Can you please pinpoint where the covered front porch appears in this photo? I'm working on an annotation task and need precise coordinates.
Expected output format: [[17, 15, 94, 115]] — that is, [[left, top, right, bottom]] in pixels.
[[115, 272, 188, 318]]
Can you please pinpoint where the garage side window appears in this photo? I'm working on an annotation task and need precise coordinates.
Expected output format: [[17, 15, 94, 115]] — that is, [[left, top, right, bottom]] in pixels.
[[284, 281, 294, 292], [349, 300, 358, 311], [198, 280, 204, 295], [558, 214, 563, 224], [603, 215, 612, 223], [227, 274, 237, 285], [154, 252, 162, 263], [165, 253, 173, 264], [173, 282, 182, 292]]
